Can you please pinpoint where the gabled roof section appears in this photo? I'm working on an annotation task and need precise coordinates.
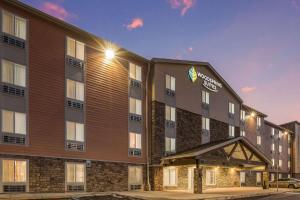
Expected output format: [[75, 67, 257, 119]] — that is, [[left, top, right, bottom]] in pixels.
[[161, 137, 271, 165], [151, 58, 243, 103], [265, 120, 294, 134], [242, 104, 268, 118]]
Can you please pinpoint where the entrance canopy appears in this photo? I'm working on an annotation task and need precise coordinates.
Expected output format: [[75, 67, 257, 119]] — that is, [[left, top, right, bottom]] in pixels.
[[161, 137, 272, 168]]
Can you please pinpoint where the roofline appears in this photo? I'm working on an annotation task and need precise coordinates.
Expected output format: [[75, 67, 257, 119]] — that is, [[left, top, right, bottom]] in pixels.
[[265, 120, 294, 133], [281, 121, 300, 126], [242, 104, 268, 117], [4, 0, 149, 63], [151, 58, 243, 103]]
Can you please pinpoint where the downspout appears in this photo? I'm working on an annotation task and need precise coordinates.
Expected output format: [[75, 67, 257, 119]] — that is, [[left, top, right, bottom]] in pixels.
[[146, 61, 151, 191]]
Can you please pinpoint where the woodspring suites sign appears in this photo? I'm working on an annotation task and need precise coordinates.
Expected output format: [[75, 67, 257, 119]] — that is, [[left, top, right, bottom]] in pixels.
[[188, 66, 222, 92]]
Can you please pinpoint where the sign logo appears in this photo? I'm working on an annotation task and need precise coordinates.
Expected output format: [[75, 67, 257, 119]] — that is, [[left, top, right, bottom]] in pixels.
[[188, 66, 222, 92], [188, 67, 198, 83]]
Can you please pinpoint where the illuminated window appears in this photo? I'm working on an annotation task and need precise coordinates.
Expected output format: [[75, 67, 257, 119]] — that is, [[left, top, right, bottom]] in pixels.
[[257, 117, 261, 127], [272, 158, 275, 167], [240, 130, 245, 137], [67, 37, 85, 60], [229, 102, 235, 114], [129, 132, 141, 149], [129, 63, 141, 81], [129, 97, 142, 115], [240, 110, 246, 121], [229, 125, 235, 137], [272, 143, 275, 151], [206, 169, 216, 185], [128, 166, 143, 186], [279, 145, 282, 153], [256, 172, 261, 184], [288, 147, 291, 155], [166, 74, 175, 91], [163, 167, 177, 186], [66, 79, 84, 101], [288, 161, 291, 169], [271, 173, 275, 181], [279, 160, 282, 168], [2, 110, 26, 135], [2, 11, 26, 40], [257, 135, 261, 145], [66, 163, 85, 183], [3, 159, 27, 182], [279, 173, 282, 179], [271, 128, 275, 136], [279, 131, 283, 139], [165, 105, 176, 122], [165, 137, 176, 152], [202, 117, 210, 131], [202, 90, 209, 104], [1, 60, 26, 87], [66, 121, 84, 142]]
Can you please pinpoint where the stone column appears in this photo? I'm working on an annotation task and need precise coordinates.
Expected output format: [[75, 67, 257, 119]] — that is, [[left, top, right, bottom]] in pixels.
[[194, 167, 203, 194], [262, 171, 270, 189]]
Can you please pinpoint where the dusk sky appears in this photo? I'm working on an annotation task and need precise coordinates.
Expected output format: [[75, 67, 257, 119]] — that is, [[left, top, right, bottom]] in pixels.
[[22, 0, 300, 124]]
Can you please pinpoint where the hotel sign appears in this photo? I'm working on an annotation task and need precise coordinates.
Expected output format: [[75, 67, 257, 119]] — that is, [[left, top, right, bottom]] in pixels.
[[188, 66, 222, 92]]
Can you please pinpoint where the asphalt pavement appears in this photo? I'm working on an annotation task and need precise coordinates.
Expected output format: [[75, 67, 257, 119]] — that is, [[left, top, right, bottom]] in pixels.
[[241, 191, 300, 200]]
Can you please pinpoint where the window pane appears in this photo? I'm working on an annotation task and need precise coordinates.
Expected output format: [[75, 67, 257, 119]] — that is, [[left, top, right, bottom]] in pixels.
[[3, 160, 14, 182], [129, 132, 136, 148], [76, 82, 84, 101], [76, 41, 85, 60], [2, 60, 14, 84], [169, 169, 176, 185], [66, 121, 75, 140], [2, 110, 14, 133], [165, 106, 170, 121], [3, 12, 14, 35], [171, 138, 176, 151], [136, 133, 141, 149], [14, 64, 26, 87], [165, 137, 170, 151], [171, 76, 175, 91], [15, 161, 26, 182], [15, 112, 26, 135], [135, 99, 142, 115], [170, 107, 175, 122], [202, 91, 205, 103], [135, 167, 142, 184], [75, 164, 85, 183], [76, 123, 84, 142], [67, 37, 76, 57], [66, 163, 75, 182], [202, 117, 205, 130], [135, 66, 141, 81], [166, 75, 170, 89], [206, 92, 209, 104], [66, 79, 75, 99], [129, 63, 135, 79], [128, 167, 135, 184], [15, 16, 26, 40], [206, 118, 210, 130], [129, 98, 135, 114]]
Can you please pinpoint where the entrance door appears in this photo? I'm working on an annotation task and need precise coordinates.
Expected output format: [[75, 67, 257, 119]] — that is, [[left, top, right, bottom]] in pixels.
[[188, 167, 195, 192], [240, 171, 246, 187]]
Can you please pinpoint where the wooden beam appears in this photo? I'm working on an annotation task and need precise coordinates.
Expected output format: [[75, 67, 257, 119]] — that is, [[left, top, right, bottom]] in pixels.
[[239, 142, 249, 160], [228, 143, 238, 160]]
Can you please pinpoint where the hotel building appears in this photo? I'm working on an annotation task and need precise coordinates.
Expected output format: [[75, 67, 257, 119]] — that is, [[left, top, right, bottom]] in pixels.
[[0, 0, 298, 193]]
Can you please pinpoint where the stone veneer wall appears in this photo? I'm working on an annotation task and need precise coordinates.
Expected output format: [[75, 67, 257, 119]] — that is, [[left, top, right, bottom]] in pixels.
[[150, 166, 163, 191], [0, 154, 145, 193]]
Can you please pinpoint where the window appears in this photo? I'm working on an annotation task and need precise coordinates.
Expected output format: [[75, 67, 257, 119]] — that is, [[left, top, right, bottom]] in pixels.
[[240, 110, 246, 121], [129, 63, 141, 82], [229, 102, 235, 114], [129, 132, 141, 149], [272, 158, 275, 167], [288, 161, 291, 169], [271, 143, 275, 151], [240, 130, 245, 137], [206, 169, 216, 185], [2, 11, 26, 40], [279, 173, 282, 179], [67, 37, 85, 60], [166, 74, 175, 91], [3, 160, 27, 183], [2, 110, 26, 135], [163, 167, 177, 186], [271, 128, 275, 136], [256, 172, 261, 184], [66, 79, 84, 101], [202, 90, 209, 104], [279, 160, 282, 168], [257, 117, 261, 127], [229, 125, 235, 137], [165, 105, 176, 122], [1, 60, 26, 87], [279, 131, 283, 139], [257, 136, 261, 145], [66, 163, 85, 183], [66, 121, 84, 142], [288, 147, 291, 155], [202, 117, 210, 131], [279, 145, 282, 153], [271, 173, 275, 181], [129, 98, 142, 115], [288, 174, 291, 178], [165, 137, 176, 152], [288, 134, 291, 142], [128, 166, 143, 186]]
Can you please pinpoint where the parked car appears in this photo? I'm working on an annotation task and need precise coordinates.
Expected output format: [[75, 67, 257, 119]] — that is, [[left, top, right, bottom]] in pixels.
[[269, 178, 300, 189]]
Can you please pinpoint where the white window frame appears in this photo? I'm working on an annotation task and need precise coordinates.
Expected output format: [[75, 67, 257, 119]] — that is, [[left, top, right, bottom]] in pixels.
[[1, 59, 26, 87], [66, 37, 85, 60], [1, 159, 28, 184], [257, 117, 261, 127], [2, 11, 27, 40], [240, 110, 246, 121], [271, 128, 275, 136], [202, 117, 210, 131], [279, 160, 282, 168], [165, 137, 176, 152], [129, 132, 142, 150], [163, 167, 177, 186], [205, 169, 216, 186], [128, 166, 143, 187], [1, 110, 27, 135], [129, 97, 142, 116], [229, 102, 235, 114], [129, 63, 142, 82], [240, 130, 245, 137], [66, 79, 85, 102], [65, 162, 86, 187], [229, 125, 235, 137], [165, 105, 176, 122], [257, 135, 261, 145], [272, 158, 275, 167], [202, 90, 209, 104], [271, 143, 275, 151], [66, 121, 85, 142], [256, 172, 262, 184], [279, 145, 282, 153], [166, 74, 175, 91]]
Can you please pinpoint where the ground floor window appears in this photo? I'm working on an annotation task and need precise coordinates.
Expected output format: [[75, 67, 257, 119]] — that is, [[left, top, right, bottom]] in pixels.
[[256, 172, 261, 184], [278, 173, 282, 179], [271, 173, 275, 181], [128, 166, 143, 190], [240, 171, 246, 184], [163, 167, 177, 186], [165, 137, 176, 152], [2, 159, 27, 182], [206, 169, 216, 186], [65, 162, 85, 192]]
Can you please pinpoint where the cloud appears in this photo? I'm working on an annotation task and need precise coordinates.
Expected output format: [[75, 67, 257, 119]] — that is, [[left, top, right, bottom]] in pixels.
[[126, 18, 144, 30], [40, 2, 74, 21], [291, 0, 300, 10], [169, 0, 196, 16], [187, 46, 193, 52], [241, 86, 256, 93]]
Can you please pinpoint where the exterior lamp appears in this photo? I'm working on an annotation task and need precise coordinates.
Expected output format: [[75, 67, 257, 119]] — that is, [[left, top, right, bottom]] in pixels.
[[250, 112, 256, 118], [284, 131, 288, 136], [105, 49, 115, 59]]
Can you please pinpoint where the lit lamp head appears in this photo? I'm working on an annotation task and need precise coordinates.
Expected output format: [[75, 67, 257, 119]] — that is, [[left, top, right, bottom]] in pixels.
[[250, 112, 256, 118], [105, 49, 115, 59], [284, 131, 288, 136]]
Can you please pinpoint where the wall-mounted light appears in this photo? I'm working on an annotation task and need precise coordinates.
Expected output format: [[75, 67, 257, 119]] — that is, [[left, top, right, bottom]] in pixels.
[[105, 49, 115, 59], [250, 112, 256, 118]]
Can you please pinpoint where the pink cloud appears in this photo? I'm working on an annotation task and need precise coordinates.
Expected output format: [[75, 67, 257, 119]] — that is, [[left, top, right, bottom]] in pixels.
[[126, 18, 144, 30], [169, 0, 196, 16], [241, 86, 256, 93], [187, 46, 193, 52], [40, 2, 74, 21]]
